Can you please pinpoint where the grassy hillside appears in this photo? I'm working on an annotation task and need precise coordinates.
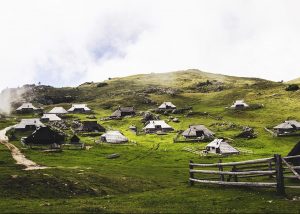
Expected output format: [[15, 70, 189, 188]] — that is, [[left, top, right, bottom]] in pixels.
[[1, 70, 300, 213], [288, 77, 300, 84]]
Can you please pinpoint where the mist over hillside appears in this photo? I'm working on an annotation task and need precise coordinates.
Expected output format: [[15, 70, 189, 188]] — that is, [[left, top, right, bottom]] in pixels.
[[0, 69, 287, 115]]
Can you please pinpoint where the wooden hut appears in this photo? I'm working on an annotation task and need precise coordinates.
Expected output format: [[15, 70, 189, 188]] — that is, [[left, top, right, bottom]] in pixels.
[[48, 107, 68, 115], [16, 103, 39, 113], [101, 131, 128, 144], [15, 119, 45, 131], [230, 100, 249, 109], [274, 120, 300, 134], [110, 107, 135, 119], [143, 120, 174, 133], [23, 127, 65, 146], [205, 139, 239, 155], [76, 121, 105, 132], [182, 125, 214, 140], [68, 104, 91, 113], [41, 114, 62, 122], [158, 102, 176, 110]]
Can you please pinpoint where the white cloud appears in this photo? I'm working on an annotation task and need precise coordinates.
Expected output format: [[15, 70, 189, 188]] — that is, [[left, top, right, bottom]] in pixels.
[[0, 0, 300, 90]]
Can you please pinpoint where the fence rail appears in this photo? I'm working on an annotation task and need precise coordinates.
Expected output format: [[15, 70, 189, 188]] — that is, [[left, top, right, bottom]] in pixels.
[[189, 154, 300, 196], [190, 157, 274, 167]]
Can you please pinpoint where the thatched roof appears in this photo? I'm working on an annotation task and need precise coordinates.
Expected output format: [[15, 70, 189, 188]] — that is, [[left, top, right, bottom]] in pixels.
[[48, 107, 68, 114], [182, 125, 214, 138]]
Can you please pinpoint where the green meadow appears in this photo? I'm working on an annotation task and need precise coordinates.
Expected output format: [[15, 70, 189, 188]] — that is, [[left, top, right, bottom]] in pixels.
[[1, 70, 300, 213]]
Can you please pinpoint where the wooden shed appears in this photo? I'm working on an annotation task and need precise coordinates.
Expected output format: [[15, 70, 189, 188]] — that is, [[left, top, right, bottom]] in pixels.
[[205, 139, 239, 155]]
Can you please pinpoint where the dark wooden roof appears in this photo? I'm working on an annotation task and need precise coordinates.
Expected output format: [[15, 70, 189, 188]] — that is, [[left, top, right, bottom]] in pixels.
[[77, 121, 105, 132], [24, 127, 65, 145]]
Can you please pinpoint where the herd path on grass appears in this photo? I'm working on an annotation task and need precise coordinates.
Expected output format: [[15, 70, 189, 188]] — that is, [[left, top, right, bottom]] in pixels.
[[0, 126, 47, 170]]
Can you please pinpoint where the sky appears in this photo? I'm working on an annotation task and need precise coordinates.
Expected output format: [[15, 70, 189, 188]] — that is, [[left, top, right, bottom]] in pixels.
[[0, 0, 300, 90]]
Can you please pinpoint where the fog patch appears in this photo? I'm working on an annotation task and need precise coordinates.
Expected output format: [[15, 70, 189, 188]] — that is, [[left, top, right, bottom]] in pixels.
[[0, 87, 27, 115]]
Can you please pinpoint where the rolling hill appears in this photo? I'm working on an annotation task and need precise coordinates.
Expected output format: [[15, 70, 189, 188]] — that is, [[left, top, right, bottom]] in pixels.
[[1, 69, 300, 213], [288, 77, 300, 84]]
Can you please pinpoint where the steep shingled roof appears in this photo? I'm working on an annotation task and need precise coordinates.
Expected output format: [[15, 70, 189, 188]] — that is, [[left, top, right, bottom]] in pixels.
[[110, 107, 135, 118], [101, 131, 128, 144], [182, 125, 214, 138], [16, 103, 38, 111], [23, 127, 65, 145], [143, 120, 173, 130], [41, 114, 62, 122], [77, 121, 105, 132], [68, 104, 91, 112], [48, 107, 68, 114], [158, 102, 176, 109], [15, 119, 45, 129], [206, 139, 239, 155], [273, 120, 300, 130]]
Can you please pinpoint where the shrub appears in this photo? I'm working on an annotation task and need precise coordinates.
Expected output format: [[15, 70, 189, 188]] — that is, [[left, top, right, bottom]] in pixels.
[[286, 84, 299, 91], [6, 129, 16, 141], [97, 82, 108, 88]]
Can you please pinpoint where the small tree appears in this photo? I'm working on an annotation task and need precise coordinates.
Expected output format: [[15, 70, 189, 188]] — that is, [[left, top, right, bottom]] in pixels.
[[6, 129, 16, 140]]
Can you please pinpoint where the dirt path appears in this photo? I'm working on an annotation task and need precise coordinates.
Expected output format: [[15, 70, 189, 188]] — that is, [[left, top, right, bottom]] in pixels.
[[0, 126, 47, 170]]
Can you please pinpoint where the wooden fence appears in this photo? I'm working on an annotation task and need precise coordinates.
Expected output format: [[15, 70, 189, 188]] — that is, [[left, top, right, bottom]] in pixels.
[[189, 154, 300, 196]]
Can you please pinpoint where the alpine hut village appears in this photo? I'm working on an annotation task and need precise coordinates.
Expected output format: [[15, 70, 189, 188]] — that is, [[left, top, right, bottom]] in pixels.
[[2, 72, 300, 213], [2, 1, 300, 212]]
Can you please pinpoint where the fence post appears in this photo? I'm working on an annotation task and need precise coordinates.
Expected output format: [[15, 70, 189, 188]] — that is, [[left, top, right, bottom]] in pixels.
[[218, 159, 225, 181], [268, 161, 273, 179], [274, 154, 285, 196], [232, 166, 238, 182], [189, 160, 194, 186]]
